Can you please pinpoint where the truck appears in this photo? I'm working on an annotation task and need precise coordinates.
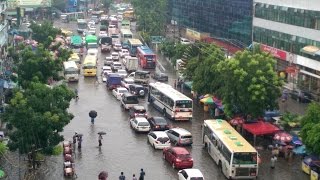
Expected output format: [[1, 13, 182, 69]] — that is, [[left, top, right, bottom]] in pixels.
[[106, 73, 122, 90], [124, 56, 138, 72], [127, 70, 150, 86]]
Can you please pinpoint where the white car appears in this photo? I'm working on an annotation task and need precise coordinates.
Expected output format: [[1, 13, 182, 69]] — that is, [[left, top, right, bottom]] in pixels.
[[100, 15, 108, 21], [99, 31, 108, 37], [102, 69, 112, 82], [147, 131, 171, 149], [178, 169, 204, 180], [112, 87, 128, 100], [114, 43, 122, 51], [121, 78, 134, 89], [102, 66, 112, 71], [111, 52, 120, 61], [105, 56, 113, 65], [130, 117, 151, 132], [88, 28, 96, 35], [180, 38, 191, 45], [111, 62, 122, 71], [109, 15, 117, 20], [117, 69, 127, 79], [120, 49, 129, 58]]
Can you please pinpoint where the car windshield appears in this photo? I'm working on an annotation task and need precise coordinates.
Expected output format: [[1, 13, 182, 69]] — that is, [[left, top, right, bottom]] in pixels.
[[233, 153, 257, 164], [190, 178, 204, 180], [157, 137, 169, 142], [155, 118, 167, 125], [125, 96, 138, 104], [114, 64, 121, 67], [135, 109, 146, 113], [138, 122, 149, 126], [181, 135, 192, 139], [177, 154, 191, 159], [119, 89, 127, 93]]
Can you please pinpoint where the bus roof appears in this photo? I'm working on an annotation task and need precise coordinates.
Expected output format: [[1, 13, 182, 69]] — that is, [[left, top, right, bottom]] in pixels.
[[128, 39, 143, 46], [122, 19, 130, 23], [204, 119, 257, 153], [77, 19, 86, 23], [120, 29, 132, 34], [63, 61, 78, 69], [149, 82, 192, 102], [137, 46, 155, 55], [83, 56, 97, 65]]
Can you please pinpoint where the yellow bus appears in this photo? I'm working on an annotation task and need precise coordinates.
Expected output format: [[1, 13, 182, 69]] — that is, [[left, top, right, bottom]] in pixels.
[[83, 55, 97, 77], [202, 119, 258, 179]]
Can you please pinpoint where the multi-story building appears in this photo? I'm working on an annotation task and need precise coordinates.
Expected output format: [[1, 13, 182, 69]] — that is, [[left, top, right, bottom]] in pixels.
[[253, 0, 320, 97], [0, 0, 8, 67], [169, 0, 253, 48]]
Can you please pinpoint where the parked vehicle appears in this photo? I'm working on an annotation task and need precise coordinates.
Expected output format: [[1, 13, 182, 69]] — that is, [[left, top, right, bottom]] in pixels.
[[152, 71, 169, 82], [129, 105, 147, 118], [117, 69, 127, 78], [166, 128, 193, 146], [114, 43, 122, 51], [111, 52, 120, 61], [124, 56, 139, 72], [128, 84, 147, 97], [163, 147, 193, 169], [147, 131, 171, 149], [120, 49, 129, 58], [121, 78, 135, 89], [127, 70, 150, 85], [104, 56, 113, 66], [112, 87, 128, 100], [177, 169, 204, 180], [121, 92, 139, 110], [291, 89, 312, 103], [106, 73, 122, 90], [148, 117, 170, 131], [111, 62, 122, 71], [61, 14, 69, 23], [130, 117, 151, 132]]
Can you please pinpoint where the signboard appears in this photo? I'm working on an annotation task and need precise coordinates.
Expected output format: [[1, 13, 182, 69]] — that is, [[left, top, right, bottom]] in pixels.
[[151, 36, 164, 44], [186, 28, 209, 41], [260, 44, 287, 61], [18, 0, 52, 8]]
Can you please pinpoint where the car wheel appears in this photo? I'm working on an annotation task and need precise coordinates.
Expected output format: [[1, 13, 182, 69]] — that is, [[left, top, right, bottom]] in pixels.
[[172, 162, 176, 169]]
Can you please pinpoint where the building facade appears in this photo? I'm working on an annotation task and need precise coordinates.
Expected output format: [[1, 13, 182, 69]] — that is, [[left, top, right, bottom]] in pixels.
[[170, 0, 253, 48], [0, 0, 8, 69], [253, 0, 320, 98]]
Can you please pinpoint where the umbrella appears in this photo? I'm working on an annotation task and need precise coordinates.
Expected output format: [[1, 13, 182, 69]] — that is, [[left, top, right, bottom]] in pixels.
[[89, 110, 97, 118], [98, 131, 106, 135], [229, 117, 245, 126], [75, 133, 83, 137], [98, 171, 108, 180], [199, 94, 212, 99], [14, 35, 24, 40], [200, 96, 214, 104], [293, 145, 306, 155], [274, 131, 292, 143], [292, 135, 303, 145]]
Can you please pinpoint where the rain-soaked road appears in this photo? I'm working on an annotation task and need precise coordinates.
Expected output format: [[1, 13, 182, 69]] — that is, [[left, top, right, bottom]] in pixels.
[[42, 20, 310, 180]]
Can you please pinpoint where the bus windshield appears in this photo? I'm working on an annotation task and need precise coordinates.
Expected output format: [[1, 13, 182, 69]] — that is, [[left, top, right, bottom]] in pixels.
[[78, 23, 87, 29], [123, 34, 132, 38], [65, 69, 78, 74], [175, 100, 192, 108], [233, 153, 257, 164]]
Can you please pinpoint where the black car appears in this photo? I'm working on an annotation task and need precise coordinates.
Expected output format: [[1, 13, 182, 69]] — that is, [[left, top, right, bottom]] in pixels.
[[128, 84, 147, 97], [290, 90, 312, 103], [129, 105, 147, 118], [147, 117, 170, 131], [152, 71, 168, 82]]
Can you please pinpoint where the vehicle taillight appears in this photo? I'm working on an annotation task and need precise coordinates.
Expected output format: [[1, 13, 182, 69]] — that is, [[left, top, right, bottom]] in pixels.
[[155, 125, 159, 128], [189, 158, 193, 161], [134, 113, 138, 116]]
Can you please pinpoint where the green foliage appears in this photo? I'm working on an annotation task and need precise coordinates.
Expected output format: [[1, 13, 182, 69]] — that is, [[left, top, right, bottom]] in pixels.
[[52, 145, 63, 155], [29, 21, 61, 48], [0, 142, 7, 155], [300, 103, 320, 155], [3, 82, 74, 154], [217, 50, 282, 117], [103, 0, 113, 9], [159, 40, 175, 60], [280, 112, 302, 131]]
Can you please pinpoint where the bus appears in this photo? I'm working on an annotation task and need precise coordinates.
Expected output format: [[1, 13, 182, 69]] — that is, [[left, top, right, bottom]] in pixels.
[[77, 19, 87, 33], [109, 17, 118, 28], [120, 29, 133, 43], [128, 39, 143, 57], [123, 10, 135, 21], [63, 61, 79, 82], [83, 55, 97, 77], [121, 19, 130, 29], [137, 46, 156, 69], [148, 82, 193, 121], [202, 119, 259, 179]]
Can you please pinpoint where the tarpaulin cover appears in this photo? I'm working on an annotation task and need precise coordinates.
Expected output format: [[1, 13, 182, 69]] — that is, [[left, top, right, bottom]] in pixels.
[[242, 121, 280, 135]]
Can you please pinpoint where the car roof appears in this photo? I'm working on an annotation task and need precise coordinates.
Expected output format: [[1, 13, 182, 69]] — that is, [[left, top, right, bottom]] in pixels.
[[116, 87, 127, 91], [172, 147, 190, 154], [133, 105, 145, 110], [113, 62, 121, 64], [112, 52, 119, 55], [170, 128, 191, 135], [135, 117, 148, 122], [152, 131, 168, 137], [182, 169, 203, 176], [124, 78, 134, 82]]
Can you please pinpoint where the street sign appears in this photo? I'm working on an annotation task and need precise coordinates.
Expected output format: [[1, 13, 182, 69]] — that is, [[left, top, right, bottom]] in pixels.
[[151, 36, 164, 44]]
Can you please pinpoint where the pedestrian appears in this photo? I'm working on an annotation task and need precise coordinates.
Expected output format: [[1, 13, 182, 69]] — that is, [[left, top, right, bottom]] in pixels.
[[95, 75, 99, 85], [139, 169, 145, 180], [132, 174, 137, 180], [75, 89, 79, 100], [77, 136, 82, 149], [119, 172, 125, 180], [173, 80, 177, 89], [98, 134, 103, 147], [73, 132, 77, 144], [270, 155, 277, 169]]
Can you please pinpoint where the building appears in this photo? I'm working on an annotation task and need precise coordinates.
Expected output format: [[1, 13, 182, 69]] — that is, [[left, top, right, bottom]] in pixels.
[[169, 0, 253, 48], [253, 0, 320, 98], [0, 0, 8, 68]]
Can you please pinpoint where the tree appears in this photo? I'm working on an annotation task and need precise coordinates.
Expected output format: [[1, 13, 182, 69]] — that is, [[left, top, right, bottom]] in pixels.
[[2, 82, 74, 154], [29, 21, 61, 48], [0, 142, 7, 156], [217, 50, 283, 117], [102, 0, 113, 9], [300, 103, 320, 155]]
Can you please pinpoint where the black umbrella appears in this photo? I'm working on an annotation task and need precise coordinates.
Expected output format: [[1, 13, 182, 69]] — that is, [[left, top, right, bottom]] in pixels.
[[98, 171, 108, 180], [89, 110, 98, 118], [98, 131, 106, 135], [75, 133, 83, 137]]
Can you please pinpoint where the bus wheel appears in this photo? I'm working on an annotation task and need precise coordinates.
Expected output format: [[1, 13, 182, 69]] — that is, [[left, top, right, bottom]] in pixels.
[[162, 109, 166, 117]]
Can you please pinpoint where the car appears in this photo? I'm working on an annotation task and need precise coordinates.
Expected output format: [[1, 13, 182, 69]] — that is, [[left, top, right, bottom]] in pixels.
[[99, 31, 108, 37], [108, 25, 117, 34], [121, 92, 139, 110], [180, 38, 191, 45], [152, 71, 169, 82], [112, 87, 129, 100], [111, 52, 120, 61], [290, 89, 312, 103], [129, 105, 147, 118], [114, 43, 122, 51], [105, 56, 113, 66], [163, 147, 193, 169], [111, 62, 122, 71], [91, 15, 99, 24], [117, 69, 127, 79], [88, 28, 96, 35], [177, 169, 204, 180], [130, 117, 151, 132], [166, 128, 193, 146], [120, 49, 130, 58], [117, 15, 123, 21], [147, 131, 171, 149], [121, 78, 135, 89], [88, 20, 95, 26], [109, 15, 117, 20], [147, 117, 170, 131], [100, 15, 108, 21], [102, 66, 112, 71], [128, 84, 147, 97]]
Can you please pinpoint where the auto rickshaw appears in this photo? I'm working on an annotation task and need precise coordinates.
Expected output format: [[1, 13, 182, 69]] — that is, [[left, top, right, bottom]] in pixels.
[[63, 161, 75, 177], [311, 162, 320, 180], [302, 155, 320, 174]]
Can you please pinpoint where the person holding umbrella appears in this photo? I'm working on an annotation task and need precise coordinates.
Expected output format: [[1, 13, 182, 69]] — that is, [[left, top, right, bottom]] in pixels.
[[89, 110, 98, 124], [98, 134, 103, 147], [73, 132, 77, 144]]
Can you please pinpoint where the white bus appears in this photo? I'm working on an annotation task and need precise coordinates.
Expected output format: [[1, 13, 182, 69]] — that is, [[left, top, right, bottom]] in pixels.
[[77, 19, 87, 33], [148, 82, 192, 121], [63, 61, 79, 82], [202, 119, 259, 179], [120, 29, 133, 43]]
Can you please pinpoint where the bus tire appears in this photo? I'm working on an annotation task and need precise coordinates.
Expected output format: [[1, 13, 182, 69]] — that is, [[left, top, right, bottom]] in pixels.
[[162, 109, 166, 117]]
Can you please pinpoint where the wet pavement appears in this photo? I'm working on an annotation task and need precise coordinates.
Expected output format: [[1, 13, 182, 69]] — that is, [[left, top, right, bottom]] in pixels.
[[2, 20, 309, 180]]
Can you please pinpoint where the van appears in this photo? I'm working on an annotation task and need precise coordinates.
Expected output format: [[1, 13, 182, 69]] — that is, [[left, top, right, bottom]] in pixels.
[[120, 92, 139, 110], [87, 49, 98, 60], [166, 128, 193, 146]]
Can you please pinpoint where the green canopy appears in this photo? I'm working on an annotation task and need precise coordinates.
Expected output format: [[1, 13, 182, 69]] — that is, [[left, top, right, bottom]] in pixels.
[[0, 169, 5, 178], [85, 35, 97, 44], [71, 35, 82, 46]]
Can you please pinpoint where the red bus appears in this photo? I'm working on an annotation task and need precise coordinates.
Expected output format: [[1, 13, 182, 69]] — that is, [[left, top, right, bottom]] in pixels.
[[137, 46, 156, 69]]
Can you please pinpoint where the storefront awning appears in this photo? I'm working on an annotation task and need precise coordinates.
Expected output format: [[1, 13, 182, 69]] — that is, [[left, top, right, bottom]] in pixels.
[[301, 46, 320, 56]]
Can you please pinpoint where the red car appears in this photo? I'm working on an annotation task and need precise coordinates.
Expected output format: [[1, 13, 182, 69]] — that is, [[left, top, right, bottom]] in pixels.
[[163, 147, 193, 169]]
